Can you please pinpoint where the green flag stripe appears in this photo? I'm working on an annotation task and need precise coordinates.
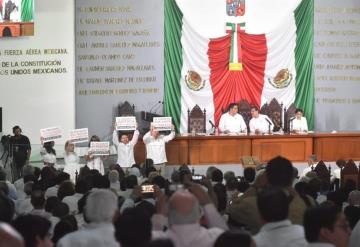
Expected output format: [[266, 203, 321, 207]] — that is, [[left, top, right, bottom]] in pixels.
[[294, 0, 315, 130], [164, 0, 183, 132], [21, 0, 33, 22]]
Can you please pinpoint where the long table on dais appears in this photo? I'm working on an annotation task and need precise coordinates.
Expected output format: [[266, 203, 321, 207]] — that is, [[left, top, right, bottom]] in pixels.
[[133, 132, 360, 165]]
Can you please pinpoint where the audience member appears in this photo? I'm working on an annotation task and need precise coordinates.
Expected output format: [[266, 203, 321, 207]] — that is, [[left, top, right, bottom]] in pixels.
[[0, 168, 17, 200], [0, 192, 15, 223], [15, 181, 33, 215], [13, 165, 34, 200], [144, 239, 175, 247], [29, 190, 51, 219], [0, 223, 24, 247], [152, 184, 228, 247], [304, 204, 350, 247], [12, 215, 53, 247], [211, 169, 223, 184], [57, 181, 75, 201], [62, 180, 87, 214], [223, 171, 236, 184], [229, 156, 312, 234], [114, 207, 152, 247], [344, 190, 360, 229], [253, 186, 307, 247], [57, 189, 118, 247], [109, 170, 121, 193], [214, 230, 255, 247], [243, 167, 255, 184], [45, 172, 70, 198]]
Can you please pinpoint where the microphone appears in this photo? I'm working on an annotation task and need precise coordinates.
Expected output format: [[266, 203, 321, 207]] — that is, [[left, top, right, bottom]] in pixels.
[[209, 120, 215, 128], [265, 117, 273, 125], [153, 101, 164, 114], [289, 116, 296, 133], [265, 117, 273, 134], [149, 101, 162, 113]]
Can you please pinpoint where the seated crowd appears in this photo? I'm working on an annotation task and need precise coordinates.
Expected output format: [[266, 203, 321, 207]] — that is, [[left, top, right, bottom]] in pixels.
[[1, 156, 360, 247]]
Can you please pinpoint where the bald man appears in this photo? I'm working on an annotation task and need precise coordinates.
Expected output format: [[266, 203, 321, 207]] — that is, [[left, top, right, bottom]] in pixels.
[[152, 184, 228, 247], [0, 223, 24, 247]]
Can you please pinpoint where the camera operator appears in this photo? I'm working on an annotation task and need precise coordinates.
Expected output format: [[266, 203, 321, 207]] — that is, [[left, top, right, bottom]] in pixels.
[[10, 126, 31, 180]]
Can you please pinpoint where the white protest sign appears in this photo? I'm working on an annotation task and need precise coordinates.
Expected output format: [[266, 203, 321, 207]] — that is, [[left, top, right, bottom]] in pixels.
[[153, 117, 172, 131], [70, 128, 89, 144], [90, 141, 110, 156], [40, 126, 62, 143], [115, 116, 136, 131]]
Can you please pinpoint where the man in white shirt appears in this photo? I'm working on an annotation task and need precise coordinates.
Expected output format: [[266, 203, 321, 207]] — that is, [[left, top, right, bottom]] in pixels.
[[57, 189, 119, 247], [249, 106, 273, 134], [291, 108, 308, 133], [143, 124, 175, 176], [29, 190, 51, 219], [15, 181, 33, 215], [254, 186, 307, 247], [112, 125, 139, 168], [219, 103, 247, 134], [300, 155, 317, 179], [152, 184, 228, 247], [304, 204, 351, 247]]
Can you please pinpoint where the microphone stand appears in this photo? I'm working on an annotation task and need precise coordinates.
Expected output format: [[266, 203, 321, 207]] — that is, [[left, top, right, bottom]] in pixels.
[[289, 117, 295, 134], [265, 118, 272, 134], [208, 120, 215, 135], [145, 101, 162, 121]]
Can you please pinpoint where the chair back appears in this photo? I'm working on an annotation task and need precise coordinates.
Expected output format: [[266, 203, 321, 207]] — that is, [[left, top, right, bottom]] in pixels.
[[187, 105, 206, 133]]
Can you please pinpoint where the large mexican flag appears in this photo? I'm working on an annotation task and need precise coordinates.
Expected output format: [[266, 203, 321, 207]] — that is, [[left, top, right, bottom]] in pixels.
[[164, 0, 314, 133]]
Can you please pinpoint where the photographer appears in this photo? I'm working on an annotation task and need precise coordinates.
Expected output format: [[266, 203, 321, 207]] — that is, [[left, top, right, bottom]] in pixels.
[[10, 126, 31, 180]]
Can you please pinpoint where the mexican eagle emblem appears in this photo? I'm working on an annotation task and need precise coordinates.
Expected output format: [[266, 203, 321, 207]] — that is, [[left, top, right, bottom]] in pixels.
[[185, 70, 205, 91], [268, 69, 293, 89]]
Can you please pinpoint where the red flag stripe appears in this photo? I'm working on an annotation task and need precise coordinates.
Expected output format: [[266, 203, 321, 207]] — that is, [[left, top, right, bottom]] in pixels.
[[208, 32, 268, 125]]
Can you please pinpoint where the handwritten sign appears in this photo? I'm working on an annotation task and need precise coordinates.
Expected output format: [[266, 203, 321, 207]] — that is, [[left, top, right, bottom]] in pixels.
[[70, 128, 89, 144], [153, 117, 172, 131], [40, 126, 62, 143], [90, 141, 110, 156], [116, 116, 136, 131]]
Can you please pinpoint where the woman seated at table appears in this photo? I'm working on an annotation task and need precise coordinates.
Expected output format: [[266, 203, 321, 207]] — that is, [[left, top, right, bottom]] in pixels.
[[291, 108, 308, 133]]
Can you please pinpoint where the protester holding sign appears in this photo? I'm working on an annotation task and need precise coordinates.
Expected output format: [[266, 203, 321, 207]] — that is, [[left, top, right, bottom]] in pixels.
[[40, 141, 57, 168], [143, 121, 175, 176], [63, 141, 80, 182], [84, 135, 107, 175], [112, 121, 139, 169]]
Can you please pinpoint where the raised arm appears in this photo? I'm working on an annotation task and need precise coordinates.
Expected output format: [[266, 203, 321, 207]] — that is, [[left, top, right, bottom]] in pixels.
[[112, 129, 119, 146], [130, 129, 140, 146], [189, 183, 229, 230], [163, 125, 175, 143]]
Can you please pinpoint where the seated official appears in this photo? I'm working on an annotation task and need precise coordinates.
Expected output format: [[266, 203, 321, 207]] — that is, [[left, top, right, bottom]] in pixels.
[[249, 106, 273, 134], [219, 103, 247, 134], [291, 108, 308, 133]]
